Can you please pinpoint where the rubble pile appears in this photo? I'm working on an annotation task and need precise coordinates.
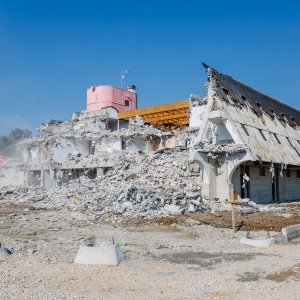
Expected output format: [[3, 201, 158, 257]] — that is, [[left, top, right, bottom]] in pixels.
[[37, 114, 165, 141], [0, 149, 220, 218], [194, 142, 247, 158]]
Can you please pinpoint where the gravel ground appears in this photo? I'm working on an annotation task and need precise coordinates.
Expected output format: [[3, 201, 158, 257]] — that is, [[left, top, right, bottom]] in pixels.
[[0, 204, 299, 300]]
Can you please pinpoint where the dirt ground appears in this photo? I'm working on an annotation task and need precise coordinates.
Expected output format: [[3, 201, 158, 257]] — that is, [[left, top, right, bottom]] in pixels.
[[0, 202, 300, 299], [127, 202, 300, 232]]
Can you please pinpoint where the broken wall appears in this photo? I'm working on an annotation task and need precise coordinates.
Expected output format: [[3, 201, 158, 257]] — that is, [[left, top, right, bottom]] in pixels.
[[96, 137, 122, 153], [0, 167, 26, 187], [127, 137, 147, 152], [42, 170, 58, 190], [52, 138, 89, 162]]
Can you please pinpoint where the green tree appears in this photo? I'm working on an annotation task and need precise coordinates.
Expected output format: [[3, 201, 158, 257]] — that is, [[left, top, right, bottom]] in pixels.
[[9, 128, 32, 141], [0, 128, 32, 156]]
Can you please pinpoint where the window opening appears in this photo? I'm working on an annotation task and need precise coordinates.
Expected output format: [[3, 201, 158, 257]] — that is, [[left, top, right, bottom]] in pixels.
[[241, 124, 250, 136], [287, 137, 300, 157], [259, 129, 267, 141], [259, 165, 266, 176], [273, 133, 281, 144]]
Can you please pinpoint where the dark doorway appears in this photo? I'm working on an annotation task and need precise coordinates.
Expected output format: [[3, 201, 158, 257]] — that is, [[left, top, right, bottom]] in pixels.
[[240, 165, 250, 198], [272, 167, 280, 202]]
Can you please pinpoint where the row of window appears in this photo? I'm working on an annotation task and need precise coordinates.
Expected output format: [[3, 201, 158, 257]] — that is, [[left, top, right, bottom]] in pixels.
[[241, 96, 296, 124], [241, 124, 300, 157], [259, 165, 300, 178]]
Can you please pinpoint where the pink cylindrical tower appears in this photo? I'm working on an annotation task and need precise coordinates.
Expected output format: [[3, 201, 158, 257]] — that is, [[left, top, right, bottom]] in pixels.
[[87, 85, 137, 113]]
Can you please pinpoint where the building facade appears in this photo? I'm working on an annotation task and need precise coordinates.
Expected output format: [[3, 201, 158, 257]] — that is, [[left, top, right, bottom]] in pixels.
[[1, 66, 300, 205]]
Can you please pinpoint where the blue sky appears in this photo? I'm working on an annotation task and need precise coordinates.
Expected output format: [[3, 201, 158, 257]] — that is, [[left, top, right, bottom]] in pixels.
[[0, 0, 300, 134]]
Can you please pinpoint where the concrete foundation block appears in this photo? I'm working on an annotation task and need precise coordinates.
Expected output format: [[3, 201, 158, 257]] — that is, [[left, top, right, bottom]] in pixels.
[[240, 237, 275, 248], [74, 242, 125, 265], [281, 224, 300, 240]]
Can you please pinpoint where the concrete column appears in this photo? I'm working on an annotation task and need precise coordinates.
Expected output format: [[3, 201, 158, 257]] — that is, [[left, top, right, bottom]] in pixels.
[[97, 168, 104, 177], [40, 170, 45, 188]]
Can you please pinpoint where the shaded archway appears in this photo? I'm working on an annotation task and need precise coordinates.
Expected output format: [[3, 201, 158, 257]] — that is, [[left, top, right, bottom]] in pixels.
[[227, 152, 252, 201]]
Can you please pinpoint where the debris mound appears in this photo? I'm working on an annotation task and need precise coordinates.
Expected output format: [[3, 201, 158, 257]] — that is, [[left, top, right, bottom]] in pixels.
[[1, 149, 216, 218]]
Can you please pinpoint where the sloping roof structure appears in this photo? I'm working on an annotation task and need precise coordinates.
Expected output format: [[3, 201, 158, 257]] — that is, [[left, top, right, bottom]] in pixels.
[[203, 63, 300, 126], [204, 64, 300, 166]]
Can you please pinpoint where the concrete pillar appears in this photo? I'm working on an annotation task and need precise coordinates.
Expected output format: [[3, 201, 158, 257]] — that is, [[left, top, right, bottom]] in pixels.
[[43, 170, 58, 190], [209, 159, 218, 200], [97, 168, 104, 177], [40, 170, 45, 188]]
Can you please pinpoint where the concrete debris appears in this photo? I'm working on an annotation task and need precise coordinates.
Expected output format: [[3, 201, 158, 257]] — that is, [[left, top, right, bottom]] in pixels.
[[195, 142, 247, 155], [189, 94, 205, 107], [1, 149, 224, 218], [22, 115, 163, 147], [129, 115, 144, 126], [0, 105, 213, 219], [164, 204, 184, 216]]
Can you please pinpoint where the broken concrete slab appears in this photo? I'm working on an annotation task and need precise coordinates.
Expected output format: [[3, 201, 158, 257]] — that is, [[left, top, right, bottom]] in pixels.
[[74, 242, 125, 265], [164, 204, 184, 216], [281, 224, 300, 241], [240, 237, 275, 248]]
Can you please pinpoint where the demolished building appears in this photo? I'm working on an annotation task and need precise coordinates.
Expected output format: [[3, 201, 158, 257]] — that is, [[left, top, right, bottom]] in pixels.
[[1, 64, 300, 214], [193, 64, 300, 203]]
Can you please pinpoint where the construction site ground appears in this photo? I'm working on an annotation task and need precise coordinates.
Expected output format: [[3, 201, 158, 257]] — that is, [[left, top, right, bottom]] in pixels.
[[0, 203, 300, 299]]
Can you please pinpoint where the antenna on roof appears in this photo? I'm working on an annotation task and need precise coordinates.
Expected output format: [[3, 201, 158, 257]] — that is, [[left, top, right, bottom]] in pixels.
[[120, 69, 128, 89]]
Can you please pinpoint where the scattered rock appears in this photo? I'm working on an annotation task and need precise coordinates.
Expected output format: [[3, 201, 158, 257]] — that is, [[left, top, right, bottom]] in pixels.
[[0, 247, 12, 258], [164, 204, 184, 216]]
